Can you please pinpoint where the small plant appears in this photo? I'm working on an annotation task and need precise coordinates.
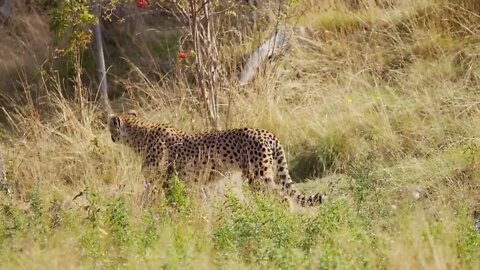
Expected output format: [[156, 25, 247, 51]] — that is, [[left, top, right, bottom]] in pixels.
[[0, 204, 25, 242], [26, 189, 44, 220], [81, 227, 107, 263], [106, 197, 130, 246], [165, 176, 191, 212], [73, 189, 102, 226], [346, 154, 378, 209], [138, 211, 159, 253], [48, 198, 62, 228], [457, 205, 480, 264]]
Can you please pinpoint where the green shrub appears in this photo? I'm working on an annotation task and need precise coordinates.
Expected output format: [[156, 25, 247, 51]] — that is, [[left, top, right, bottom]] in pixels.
[[165, 176, 191, 212], [214, 193, 305, 269]]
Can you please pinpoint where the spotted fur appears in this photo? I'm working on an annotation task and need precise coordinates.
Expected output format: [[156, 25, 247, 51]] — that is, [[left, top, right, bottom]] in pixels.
[[108, 111, 322, 207]]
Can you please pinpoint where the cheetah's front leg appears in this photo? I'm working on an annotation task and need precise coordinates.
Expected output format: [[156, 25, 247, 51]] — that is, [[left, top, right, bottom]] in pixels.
[[140, 160, 164, 206]]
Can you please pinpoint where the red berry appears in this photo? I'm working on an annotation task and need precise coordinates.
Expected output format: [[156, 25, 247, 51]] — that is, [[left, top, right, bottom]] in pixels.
[[137, 0, 149, 8], [178, 52, 190, 60]]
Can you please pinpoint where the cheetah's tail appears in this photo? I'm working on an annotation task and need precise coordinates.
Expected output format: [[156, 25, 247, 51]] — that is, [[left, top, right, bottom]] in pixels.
[[273, 142, 323, 207]]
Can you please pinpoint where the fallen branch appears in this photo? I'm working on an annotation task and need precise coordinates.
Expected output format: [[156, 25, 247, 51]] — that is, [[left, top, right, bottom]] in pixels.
[[239, 29, 288, 86]]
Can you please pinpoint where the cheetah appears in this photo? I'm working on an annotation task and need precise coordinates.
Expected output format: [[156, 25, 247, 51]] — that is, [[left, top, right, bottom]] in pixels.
[[108, 111, 323, 207]]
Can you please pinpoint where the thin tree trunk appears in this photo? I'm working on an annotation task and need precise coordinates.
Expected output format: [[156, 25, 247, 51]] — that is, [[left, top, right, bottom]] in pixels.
[[92, 1, 111, 113], [0, 0, 13, 22]]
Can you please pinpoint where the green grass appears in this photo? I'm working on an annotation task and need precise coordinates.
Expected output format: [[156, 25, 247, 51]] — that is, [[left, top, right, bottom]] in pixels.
[[1, 179, 478, 269]]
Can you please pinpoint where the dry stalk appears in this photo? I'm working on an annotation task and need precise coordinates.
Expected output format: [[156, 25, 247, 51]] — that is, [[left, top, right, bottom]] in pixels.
[[173, 0, 224, 130]]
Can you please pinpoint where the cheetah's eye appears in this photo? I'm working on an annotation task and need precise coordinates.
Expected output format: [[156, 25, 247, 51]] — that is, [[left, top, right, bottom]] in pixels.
[[109, 115, 122, 128]]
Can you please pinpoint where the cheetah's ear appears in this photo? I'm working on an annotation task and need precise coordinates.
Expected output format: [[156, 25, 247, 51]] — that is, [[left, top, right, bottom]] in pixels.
[[109, 114, 122, 128], [126, 110, 138, 117]]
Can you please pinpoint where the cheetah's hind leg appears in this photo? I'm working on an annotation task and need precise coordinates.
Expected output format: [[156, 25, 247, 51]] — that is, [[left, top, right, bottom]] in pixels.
[[140, 178, 171, 207]]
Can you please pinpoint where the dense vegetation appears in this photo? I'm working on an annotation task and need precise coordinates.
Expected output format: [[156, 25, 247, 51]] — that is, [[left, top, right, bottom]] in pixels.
[[0, 0, 479, 268]]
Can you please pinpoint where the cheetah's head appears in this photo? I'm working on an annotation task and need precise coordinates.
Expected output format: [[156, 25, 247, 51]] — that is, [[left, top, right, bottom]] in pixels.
[[108, 110, 138, 143]]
